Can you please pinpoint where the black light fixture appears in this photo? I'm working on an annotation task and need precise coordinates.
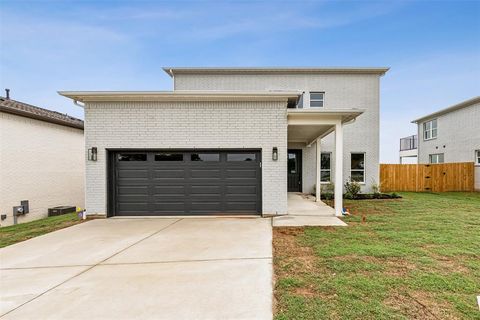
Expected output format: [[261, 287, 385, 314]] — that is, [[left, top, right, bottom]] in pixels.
[[272, 147, 278, 161], [88, 147, 97, 161]]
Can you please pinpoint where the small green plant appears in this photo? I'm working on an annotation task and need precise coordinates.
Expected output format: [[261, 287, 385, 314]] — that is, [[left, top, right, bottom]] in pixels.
[[321, 182, 335, 200], [344, 179, 361, 199], [371, 179, 380, 197]]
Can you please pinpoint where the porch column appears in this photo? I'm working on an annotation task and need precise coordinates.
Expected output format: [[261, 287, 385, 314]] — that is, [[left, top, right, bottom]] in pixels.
[[316, 138, 321, 201], [334, 122, 343, 216]]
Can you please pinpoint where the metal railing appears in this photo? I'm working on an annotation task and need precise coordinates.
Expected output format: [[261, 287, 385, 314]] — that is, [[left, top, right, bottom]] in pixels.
[[400, 135, 418, 151]]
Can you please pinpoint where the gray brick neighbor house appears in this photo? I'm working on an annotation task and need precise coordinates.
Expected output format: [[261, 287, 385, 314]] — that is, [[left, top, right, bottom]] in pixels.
[[60, 67, 388, 218]]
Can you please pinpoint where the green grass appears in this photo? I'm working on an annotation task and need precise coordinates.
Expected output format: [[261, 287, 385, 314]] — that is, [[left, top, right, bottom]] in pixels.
[[274, 192, 480, 320], [0, 213, 85, 248]]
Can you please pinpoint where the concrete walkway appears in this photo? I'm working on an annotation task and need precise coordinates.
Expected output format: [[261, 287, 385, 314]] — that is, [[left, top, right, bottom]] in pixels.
[[0, 218, 272, 320], [272, 193, 347, 227]]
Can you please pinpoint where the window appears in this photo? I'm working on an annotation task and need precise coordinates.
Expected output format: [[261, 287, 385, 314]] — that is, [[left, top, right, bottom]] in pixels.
[[117, 154, 147, 161], [227, 153, 256, 161], [350, 153, 365, 183], [429, 153, 444, 164], [476, 150, 480, 166], [191, 153, 220, 162], [288, 153, 297, 173], [423, 119, 437, 140], [155, 153, 183, 161], [310, 92, 324, 107], [320, 152, 331, 182]]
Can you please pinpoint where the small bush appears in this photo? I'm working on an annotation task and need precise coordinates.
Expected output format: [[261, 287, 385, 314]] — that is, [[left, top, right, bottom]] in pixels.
[[345, 180, 361, 199], [371, 179, 380, 195]]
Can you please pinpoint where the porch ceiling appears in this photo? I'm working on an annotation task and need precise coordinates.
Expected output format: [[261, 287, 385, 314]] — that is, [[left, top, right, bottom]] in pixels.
[[288, 124, 334, 143], [287, 108, 365, 143]]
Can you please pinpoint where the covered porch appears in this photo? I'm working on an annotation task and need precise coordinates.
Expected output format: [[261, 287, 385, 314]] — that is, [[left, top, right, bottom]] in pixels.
[[285, 108, 364, 218]]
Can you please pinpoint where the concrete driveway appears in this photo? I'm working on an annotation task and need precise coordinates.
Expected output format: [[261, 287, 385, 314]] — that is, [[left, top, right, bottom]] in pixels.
[[0, 217, 272, 320]]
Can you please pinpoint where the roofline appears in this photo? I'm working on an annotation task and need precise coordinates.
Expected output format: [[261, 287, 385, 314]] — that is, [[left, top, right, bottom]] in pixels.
[[0, 104, 84, 130], [58, 90, 302, 103], [162, 67, 390, 77], [411, 96, 480, 123]]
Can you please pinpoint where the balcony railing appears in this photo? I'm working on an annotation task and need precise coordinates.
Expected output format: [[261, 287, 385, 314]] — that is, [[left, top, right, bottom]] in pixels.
[[400, 135, 418, 151]]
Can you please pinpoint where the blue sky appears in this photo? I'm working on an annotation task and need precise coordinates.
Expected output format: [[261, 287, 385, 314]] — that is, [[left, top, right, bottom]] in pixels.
[[1, 0, 479, 163]]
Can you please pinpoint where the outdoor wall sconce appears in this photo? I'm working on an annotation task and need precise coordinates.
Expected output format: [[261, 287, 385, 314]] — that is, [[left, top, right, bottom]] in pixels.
[[272, 147, 278, 161], [88, 147, 98, 161]]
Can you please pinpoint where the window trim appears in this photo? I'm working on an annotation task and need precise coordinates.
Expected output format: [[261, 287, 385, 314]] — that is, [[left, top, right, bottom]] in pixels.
[[350, 152, 366, 184], [429, 153, 444, 164], [423, 119, 438, 141], [320, 152, 332, 184], [309, 91, 325, 108], [475, 150, 480, 166]]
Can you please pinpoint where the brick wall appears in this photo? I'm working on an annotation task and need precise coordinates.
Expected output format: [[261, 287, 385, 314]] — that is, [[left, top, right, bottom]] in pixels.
[[0, 112, 85, 226], [174, 73, 381, 192], [84, 100, 288, 216]]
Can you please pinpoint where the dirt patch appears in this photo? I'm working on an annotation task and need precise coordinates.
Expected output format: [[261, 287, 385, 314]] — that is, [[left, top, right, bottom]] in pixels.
[[273, 227, 317, 276], [385, 291, 457, 320]]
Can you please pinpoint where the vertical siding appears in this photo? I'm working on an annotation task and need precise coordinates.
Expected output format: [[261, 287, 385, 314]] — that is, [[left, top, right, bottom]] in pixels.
[[85, 100, 288, 216]]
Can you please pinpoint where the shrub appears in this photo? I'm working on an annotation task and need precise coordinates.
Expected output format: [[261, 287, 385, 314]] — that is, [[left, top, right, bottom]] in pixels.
[[371, 179, 380, 196], [345, 180, 361, 199]]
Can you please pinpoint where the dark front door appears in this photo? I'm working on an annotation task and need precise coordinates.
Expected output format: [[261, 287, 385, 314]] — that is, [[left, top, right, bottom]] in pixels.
[[287, 149, 302, 192], [111, 150, 261, 216]]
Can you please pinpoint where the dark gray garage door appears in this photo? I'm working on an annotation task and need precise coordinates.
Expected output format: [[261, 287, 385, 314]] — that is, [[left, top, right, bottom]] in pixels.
[[112, 150, 261, 216]]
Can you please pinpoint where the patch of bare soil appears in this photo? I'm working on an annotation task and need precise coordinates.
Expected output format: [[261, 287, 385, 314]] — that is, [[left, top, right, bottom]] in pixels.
[[273, 227, 317, 276], [385, 291, 457, 320]]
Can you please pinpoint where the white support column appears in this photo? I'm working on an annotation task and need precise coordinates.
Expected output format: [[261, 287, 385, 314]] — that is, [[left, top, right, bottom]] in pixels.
[[316, 138, 321, 201], [334, 122, 343, 217]]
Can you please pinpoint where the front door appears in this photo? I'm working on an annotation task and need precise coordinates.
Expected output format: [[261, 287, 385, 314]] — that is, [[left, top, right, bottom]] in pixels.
[[287, 149, 302, 192]]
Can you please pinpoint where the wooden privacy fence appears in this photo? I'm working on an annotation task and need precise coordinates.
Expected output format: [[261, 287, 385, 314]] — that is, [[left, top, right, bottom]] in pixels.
[[380, 162, 474, 192]]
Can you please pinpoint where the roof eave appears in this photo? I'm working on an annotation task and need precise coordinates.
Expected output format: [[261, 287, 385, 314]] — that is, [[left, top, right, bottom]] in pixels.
[[162, 67, 390, 77], [58, 91, 302, 103], [411, 96, 480, 123]]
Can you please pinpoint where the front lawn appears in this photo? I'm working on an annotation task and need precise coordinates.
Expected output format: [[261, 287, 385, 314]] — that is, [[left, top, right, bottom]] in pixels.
[[0, 213, 85, 248], [274, 192, 480, 319]]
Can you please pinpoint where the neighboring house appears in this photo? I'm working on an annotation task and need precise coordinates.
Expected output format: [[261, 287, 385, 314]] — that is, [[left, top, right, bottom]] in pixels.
[[59, 66, 388, 217], [0, 92, 85, 226], [399, 134, 418, 164], [411, 96, 480, 190]]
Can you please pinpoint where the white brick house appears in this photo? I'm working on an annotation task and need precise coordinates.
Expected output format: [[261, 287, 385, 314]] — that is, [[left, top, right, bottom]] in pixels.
[[60, 67, 388, 218], [0, 95, 85, 226], [412, 96, 480, 190]]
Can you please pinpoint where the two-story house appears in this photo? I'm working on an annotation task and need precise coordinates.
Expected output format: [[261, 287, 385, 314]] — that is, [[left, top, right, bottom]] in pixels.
[[59, 67, 388, 218], [411, 96, 480, 190]]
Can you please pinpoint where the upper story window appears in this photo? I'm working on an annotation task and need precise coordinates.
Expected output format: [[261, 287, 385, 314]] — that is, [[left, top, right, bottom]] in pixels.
[[310, 92, 324, 107], [423, 119, 437, 140], [429, 153, 444, 164], [475, 150, 480, 166]]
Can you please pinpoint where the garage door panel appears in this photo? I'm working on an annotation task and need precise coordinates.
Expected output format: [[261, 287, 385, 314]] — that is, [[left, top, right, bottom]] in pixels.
[[190, 185, 221, 194], [114, 150, 260, 216], [151, 202, 186, 212], [117, 169, 149, 179], [226, 186, 257, 194], [190, 169, 221, 179], [226, 169, 257, 178], [117, 186, 149, 194], [153, 169, 186, 179], [225, 202, 257, 211], [153, 185, 185, 195]]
